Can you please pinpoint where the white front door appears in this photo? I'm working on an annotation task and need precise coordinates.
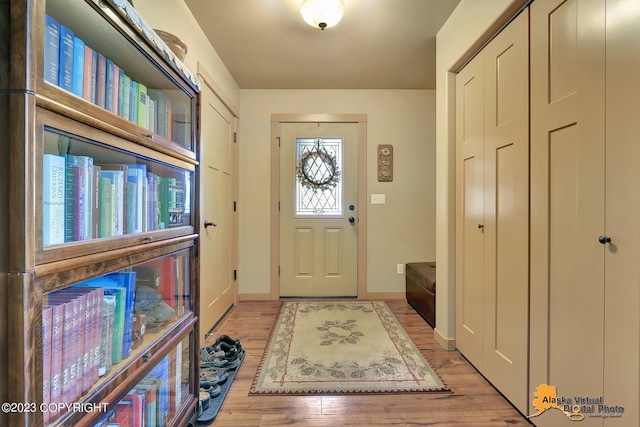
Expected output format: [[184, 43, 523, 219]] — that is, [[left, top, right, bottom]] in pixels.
[[279, 122, 359, 297]]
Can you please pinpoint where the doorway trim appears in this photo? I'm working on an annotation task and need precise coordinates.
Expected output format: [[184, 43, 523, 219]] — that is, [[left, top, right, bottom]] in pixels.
[[270, 113, 367, 299]]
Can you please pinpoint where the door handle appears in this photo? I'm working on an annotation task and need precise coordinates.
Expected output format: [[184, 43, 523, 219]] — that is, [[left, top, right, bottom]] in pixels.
[[348, 217, 355, 224], [204, 220, 217, 229], [598, 235, 611, 244]]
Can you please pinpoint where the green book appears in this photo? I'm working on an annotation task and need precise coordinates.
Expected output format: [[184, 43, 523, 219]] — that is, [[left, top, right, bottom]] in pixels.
[[99, 176, 112, 238], [137, 82, 148, 129]]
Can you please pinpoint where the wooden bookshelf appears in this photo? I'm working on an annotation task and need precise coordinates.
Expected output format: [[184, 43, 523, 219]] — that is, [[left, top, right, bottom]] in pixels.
[[0, 0, 201, 426]]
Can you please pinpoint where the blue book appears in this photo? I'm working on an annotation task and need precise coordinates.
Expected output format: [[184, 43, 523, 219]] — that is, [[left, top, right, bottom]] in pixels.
[[58, 24, 74, 91], [147, 356, 169, 425], [44, 15, 60, 85], [126, 165, 146, 233], [96, 53, 107, 108], [129, 80, 138, 123], [105, 271, 137, 360], [122, 74, 131, 120], [117, 68, 125, 117], [90, 49, 98, 104], [105, 59, 115, 112], [71, 37, 85, 97]]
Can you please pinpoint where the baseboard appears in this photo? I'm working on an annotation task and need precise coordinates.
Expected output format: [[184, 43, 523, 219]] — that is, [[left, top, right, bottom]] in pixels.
[[434, 327, 456, 351], [238, 292, 273, 301], [364, 292, 405, 300]]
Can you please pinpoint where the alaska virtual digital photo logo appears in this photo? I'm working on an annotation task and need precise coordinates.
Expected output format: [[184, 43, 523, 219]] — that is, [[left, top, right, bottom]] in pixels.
[[529, 384, 624, 421]]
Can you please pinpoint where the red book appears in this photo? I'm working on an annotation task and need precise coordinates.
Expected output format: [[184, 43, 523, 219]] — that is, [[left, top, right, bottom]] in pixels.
[[144, 257, 176, 311], [49, 303, 64, 420], [42, 306, 53, 425], [82, 45, 93, 102], [124, 390, 144, 427], [114, 400, 133, 427]]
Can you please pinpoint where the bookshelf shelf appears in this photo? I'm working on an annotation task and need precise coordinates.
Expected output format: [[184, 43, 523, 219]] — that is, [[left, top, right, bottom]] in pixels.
[[1, 0, 201, 426]]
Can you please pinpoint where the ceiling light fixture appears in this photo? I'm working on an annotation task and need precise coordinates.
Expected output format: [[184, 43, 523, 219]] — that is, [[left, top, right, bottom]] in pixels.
[[300, 0, 346, 30]]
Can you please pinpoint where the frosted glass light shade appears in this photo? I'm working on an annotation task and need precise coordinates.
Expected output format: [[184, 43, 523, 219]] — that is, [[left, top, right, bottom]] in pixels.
[[300, 0, 346, 30]]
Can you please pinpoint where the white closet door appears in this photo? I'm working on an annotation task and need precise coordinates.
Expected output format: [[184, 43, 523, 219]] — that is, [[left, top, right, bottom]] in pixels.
[[530, 0, 606, 425], [481, 10, 529, 413], [455, 52, 486, 368]]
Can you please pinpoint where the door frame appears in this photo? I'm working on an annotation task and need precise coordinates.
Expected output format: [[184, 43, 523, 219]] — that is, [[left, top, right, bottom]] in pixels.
[[270, 113, 368, 299]]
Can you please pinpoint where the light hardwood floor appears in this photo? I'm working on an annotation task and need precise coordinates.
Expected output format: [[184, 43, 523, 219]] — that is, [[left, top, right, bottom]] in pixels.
[[202, 300, 533, 426]]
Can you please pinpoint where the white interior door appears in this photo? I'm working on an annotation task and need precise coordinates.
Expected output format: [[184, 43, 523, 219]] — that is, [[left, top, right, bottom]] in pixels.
[[199, 84, 236, 342], [279, 122, 358, 297]]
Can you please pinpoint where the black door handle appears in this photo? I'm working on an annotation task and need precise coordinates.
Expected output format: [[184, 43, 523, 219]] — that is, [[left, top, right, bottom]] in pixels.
[[598, 235, 611, 244], [204, 220, 217, 229]]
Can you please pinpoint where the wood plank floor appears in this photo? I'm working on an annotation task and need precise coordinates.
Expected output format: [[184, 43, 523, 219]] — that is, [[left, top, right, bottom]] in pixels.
[[202, 300, 533, 426]]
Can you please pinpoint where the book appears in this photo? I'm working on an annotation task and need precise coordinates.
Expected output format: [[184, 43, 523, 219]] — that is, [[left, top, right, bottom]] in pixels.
[[100, 168, 126, 236], [48, 303, 64, 422], [133, 383, 157, 427], [70, 155, 93, 241], [148, 97, 156, 133], [113, 400, 132, 427], [58, 24, 74, 92], [129, 80, 138, 123], [122, 74, 131, 120], [112, 64, 120, 115], [99, 175, 113, 238], [43, 15, 60, 85], [90, 48, 98, 103], [137, 82, 148, 129], [92, 165, 102, 239], [71, 36, 85, 97], [82, 44, 93, 102], [43, 153, 65, 246], [105, 59, 115, 113], [147, 356, 169, 425], [63, 151, 75, 242], [99, 294, 116, 376], [126, 164, 147, 233], [42, 306, 53, 425], [124, 390, 144, 427], [96, 52, 106, 108], [117, 68, 125, 117]]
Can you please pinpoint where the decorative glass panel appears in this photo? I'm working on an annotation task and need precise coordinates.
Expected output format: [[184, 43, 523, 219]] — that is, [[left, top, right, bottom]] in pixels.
[[295, 137, 343, 216]]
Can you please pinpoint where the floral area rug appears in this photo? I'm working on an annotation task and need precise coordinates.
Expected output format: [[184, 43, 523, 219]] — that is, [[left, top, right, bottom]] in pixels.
[[249, 301, 449, 395]]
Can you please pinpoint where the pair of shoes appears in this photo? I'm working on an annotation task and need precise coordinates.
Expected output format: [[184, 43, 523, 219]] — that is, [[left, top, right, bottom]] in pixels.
[[200, 383, 221, 398], [201, 349, 245, 370], [212, 334, 242, 353], [199, 367, 229, 384]]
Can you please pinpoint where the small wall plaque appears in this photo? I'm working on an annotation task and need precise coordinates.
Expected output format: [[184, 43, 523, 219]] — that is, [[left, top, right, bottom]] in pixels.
[[377, 144, 393, 182]]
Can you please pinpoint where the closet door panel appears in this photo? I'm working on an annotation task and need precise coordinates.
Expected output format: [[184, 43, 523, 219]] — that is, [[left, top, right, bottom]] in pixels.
[[530, 0, 605, 424], [482, 10, 529, 413], [455, 55, 485, 367], [604, 0, 640, 424]]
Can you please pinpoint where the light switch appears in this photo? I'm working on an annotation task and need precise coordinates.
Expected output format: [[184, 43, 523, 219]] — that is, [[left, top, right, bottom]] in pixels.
[[371, 194, 386, 204]]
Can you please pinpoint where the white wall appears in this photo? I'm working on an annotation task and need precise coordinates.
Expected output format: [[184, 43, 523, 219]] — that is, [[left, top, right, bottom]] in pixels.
[[435, 0, 525, 345], [238, 89, 436, 297], [133, 0, 240, 105]]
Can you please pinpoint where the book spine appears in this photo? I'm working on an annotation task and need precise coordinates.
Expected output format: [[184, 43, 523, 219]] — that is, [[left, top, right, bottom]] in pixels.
[[58, 24, 74, 92], [64, 153, 75, 242], [71, 36, 85, 97], [112, 64, 120, 115], [96, 53, 106, 108], [44, 15, 60, 85], [81, 292, 92, 393], [137, 82, 148, 129], [105, 59, 114, 113], [100, 295, 116, 376], [93, 165, 101, 239], [42, 306, 53, 425], [122, 74, 131, 120], [90, 49, 98, 104], [49, 303, 64, 421], [73, 158, 86, 241], [148, 97, 156, 133], [117, 68, 125, 117], [43, 154, 66, 246], [130, 80, 138, 123], [99, 176, 112, 238], [82, 45, 93, 101]]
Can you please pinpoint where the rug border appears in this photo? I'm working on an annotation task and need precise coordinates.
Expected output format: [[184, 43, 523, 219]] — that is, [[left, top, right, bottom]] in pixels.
[[248, 300, 451, 396]]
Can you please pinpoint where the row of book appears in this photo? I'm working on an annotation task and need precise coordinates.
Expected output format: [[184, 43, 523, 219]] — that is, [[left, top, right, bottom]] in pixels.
[[44, 14, 190, 142], [93, 347, 186, 427], [43, 144, 187, 246], [42, 256, 186, 424]]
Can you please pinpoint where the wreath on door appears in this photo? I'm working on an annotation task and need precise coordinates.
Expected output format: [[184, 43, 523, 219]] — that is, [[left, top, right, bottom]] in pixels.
[[296, 139, 341, 191]]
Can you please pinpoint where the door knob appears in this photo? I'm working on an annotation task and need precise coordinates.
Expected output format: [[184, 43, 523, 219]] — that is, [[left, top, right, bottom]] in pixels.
[[598, 235, 611, 244], [348, 217, 355, 224], [204, 220, 217, 229], [478, 224, 484, 230]]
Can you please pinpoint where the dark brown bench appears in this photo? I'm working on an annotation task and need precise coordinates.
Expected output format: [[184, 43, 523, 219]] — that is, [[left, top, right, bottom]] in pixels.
[[406, 262, 436, 327]]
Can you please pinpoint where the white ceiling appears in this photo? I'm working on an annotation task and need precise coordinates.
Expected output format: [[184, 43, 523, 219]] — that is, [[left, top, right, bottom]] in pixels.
[[184, 0, 461, 90]]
